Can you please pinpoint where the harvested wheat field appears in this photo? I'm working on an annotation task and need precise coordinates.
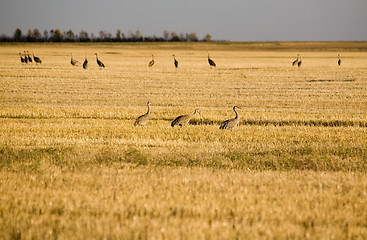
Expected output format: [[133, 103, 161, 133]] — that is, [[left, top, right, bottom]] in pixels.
[[1, 42, 367, 239]]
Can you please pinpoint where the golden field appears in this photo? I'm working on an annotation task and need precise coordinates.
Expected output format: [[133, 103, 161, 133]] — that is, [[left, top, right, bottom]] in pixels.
[[0, 42, 367, 239]]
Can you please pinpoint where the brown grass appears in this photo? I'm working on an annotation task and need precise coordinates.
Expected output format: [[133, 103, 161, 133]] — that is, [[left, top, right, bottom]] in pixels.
[[0, 42, 367, 239]]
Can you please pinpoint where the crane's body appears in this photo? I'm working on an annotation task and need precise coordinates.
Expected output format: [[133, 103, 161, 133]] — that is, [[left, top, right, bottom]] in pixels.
[[219, 106, 241, 130], [171, 109, 200, 127], [134, 102, 151, 126]]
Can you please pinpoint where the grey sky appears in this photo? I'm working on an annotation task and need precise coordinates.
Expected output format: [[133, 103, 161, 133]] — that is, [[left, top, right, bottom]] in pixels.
[[0, 0, 366, 41]]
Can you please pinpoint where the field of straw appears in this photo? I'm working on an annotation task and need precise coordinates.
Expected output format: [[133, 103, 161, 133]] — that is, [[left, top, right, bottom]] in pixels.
[[1, 42, 367, 239]]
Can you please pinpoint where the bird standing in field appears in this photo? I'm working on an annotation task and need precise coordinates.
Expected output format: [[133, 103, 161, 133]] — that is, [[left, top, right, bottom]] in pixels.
[[32, 51, 42, 64], [70, 53, 78, 66], [297, 56, 302, 68], [338, 54, 341, 66], [173, 54, 178, 68], [19, 53, 25, 63], [134, 102, 151, 126], [292, 54, 300, 66], [24, 51, 28, 63], [95, 53, 105, 68], [27, 51, 33, 63], [219, 106, 241, 130], [148, 55, 154, 67], [171, 109, 200, 128], [83, 54, 88, 69], [208, 52, 216, 68]]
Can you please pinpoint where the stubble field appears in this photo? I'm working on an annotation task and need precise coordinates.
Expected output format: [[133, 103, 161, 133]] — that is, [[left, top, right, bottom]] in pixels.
[[0, 42, 367, 239]]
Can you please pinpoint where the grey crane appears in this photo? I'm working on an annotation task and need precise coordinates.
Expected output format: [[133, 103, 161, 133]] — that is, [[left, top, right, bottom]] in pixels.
[[95, 53, 105, 68], [219, 106, 241, 130], [83, 54, 88, 69], [208, 52, 216, 68], [171, 108, 200, 127], [24, 51, 28, 63], [338, 54, 341, 66], [134, 102, 151, 126], [70, 53, 78, 66], [148, 55, 154, 67], [297, 56, 302, 68], [19, 53, 25, 63], [32, 51, 42, 64], [173, 54, 178, 68], [292, 54, 300, 66], [27, 51, 33, 63]]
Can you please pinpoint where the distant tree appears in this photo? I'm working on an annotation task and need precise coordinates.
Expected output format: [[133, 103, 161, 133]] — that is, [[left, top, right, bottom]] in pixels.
[[203, 34, 212, 42], [79, 30, 90, 42], [49, 29, 55, 41], [53, 29, 62, 42], [188, 32, 198, 41], [43, 30, 49, 41], [115, 29, 122, 41], [26, 29, 33, 42], [163, 30, 169, 41], [64, 29, 75, 41], [13, 28, 22, 42], [135, 30, 143, 41], [179, 32, 186, 41], [170, 31, 179, 41], [99, 30, 107, 41], [33, 28, 41, 40]]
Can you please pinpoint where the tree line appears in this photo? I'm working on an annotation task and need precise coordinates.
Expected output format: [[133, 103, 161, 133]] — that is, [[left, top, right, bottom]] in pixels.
[[0, 28, 213, 43]]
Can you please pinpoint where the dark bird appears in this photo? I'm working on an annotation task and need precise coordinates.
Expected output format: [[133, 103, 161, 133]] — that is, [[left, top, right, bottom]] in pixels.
[[27, 51, 33, 63], [24, 51, 28, 63], [173, 54, 178, 68], [219, 106, 241, 130], [171, 109, 200, 128], [208, 52, 216, 68], [83, 54, 88, 69], [134, 102, 151, 126], [19, 53, 25, 63], [95, 53, 105, 68], [32, 51, 42, 64], [70, 53, 78, 66], [297, 56, 302, 68], [292, 54, 300, 66], [338, 54, 341, 66], [148, 55, 154, 67]]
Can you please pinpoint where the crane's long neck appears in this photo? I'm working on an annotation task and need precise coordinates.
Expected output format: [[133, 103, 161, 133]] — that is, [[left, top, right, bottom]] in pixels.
[[234, 108, 238, 119], [147, 104, 151, 115]]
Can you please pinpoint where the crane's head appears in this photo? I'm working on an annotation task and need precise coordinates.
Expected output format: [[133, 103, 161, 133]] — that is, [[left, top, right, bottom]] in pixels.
[[147, 101, 151, 106], [194, 109, 200, 115], [233, 106, 241, 110]]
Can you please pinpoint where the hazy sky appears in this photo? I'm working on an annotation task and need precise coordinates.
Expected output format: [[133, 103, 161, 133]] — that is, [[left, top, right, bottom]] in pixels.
[[1, 0, 366, 41]]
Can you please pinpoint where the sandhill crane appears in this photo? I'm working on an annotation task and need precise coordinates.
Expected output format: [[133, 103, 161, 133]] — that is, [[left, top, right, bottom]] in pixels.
[[27, 51, 32, 63], [219, 106, 241, 130], [24, 51, 28, 63], [171, 109, 200, 127], [70, 53, 78, 66], [95, 53, 105, 68], [173, 54, 178, 68], [208, 52, 216, 68], [32, 51, 42, 64], [292, 54, 299, 66], [19, 53, 25, 63], [297, 57, 302, 68], [134, 102, 151, 126], [83, 54, 88, 69], [148, 55, 154, 67], [338, 54, 341, 66]]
